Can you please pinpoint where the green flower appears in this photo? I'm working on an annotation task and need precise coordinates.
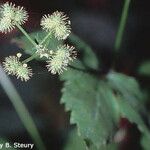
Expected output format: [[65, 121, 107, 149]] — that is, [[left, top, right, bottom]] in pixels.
[[3, 53, 32, 81], [16, 64, 33, 81], [41, 11, 71, 40], [0, 2, 28, 33], [46, 44, 77, 74], [3, 55, 20, 75], [13, 6, 28, 25]]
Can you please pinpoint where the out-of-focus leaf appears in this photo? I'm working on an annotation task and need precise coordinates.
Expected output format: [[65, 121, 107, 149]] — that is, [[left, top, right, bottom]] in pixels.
[[138, 61, 150, 76], [15, 30, 62, 57], [117, 95, 149, 132], [106, 71, 150, 149], [141, 134, 150, 150], [68, 33, 99, 70], [106, 71, 144, 111]]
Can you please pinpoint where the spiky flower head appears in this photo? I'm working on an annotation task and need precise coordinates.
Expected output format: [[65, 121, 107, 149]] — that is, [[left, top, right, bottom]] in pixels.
[[0, 2, 28, 33], [3, 53, 32, 81], [0, 2, 15, 18], [0, 17, 15, 33], [13, 6, 28, 25], [3, 55, 20, 75], [46, 44, 77, 74], [15, 63, 32, 81], [41, 11, 71, 40]]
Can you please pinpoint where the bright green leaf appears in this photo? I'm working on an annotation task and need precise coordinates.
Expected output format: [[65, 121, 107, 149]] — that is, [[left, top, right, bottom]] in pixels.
[[61, 70, 117, 148]]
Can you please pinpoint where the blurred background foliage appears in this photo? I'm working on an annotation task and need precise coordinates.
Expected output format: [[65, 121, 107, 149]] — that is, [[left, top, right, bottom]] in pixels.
[[0, 0, 150, 150]]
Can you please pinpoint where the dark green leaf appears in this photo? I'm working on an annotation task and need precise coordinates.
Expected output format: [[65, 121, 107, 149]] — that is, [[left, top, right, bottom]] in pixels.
[[64, 129, 87, 150], [106, 71, 144, 111], [64, 129, 118, 150], [138, 61, 150, 76], [68, 34, 99, 70]]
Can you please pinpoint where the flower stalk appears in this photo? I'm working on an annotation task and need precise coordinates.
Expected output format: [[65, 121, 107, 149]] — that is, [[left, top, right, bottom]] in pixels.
[[16, 23, 37, 47], [114, 0, 131, 51], [0, 65, 46, 150]]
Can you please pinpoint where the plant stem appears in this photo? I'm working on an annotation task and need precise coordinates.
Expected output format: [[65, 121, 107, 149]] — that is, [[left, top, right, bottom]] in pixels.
[[22, 53, 38, 64], [16, 24, 37, 47], [114, 0, 131, 51], [22, 32, 51, 63], [0, 65, 46, 150], [40, 32, 51, 45]]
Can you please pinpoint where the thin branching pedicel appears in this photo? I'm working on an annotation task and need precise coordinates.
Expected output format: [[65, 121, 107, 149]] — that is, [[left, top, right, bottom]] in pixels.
[[36, 44, 53, 58], [1, 2, 77, 81]]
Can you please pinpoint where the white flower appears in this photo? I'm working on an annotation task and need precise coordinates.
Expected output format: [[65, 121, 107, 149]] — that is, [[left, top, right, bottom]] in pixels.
[[41, 11, 71, 40], [0, 2, 15, 18], [0, 2, 15, 33], [3, 55, 20, 75], [13, 6, 28, 25], [16, 63, 32, 81], [0, 2, 28, 33], [3, 53, 32, 81], [46, 44, 77, 74], [0, 17, 15, 33]]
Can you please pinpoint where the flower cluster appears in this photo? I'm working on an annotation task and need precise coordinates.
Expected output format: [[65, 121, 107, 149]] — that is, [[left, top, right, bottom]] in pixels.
[[0, 2, 28, 33], [1, 2, 77, 81], [46, 45, 77, 74], [41, 11, 71, 40], [3, 53, 32, 81]]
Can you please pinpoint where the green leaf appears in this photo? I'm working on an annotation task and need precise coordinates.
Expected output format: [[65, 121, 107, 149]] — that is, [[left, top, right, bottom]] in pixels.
[[141, 134, 150, 150], [64, 129, 87, 150], [15, 30, 62, 57], [117, 95, 147, 131], [68, 34, 99, 70], [106, 71, 144, 111], [64, 129, 118, 150], [106, 71, 150, 150], [61, 70, 118, 148], [138, 61, 150, 76]]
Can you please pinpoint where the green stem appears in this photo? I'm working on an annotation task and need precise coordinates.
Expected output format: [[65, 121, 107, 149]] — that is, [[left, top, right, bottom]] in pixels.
[[114, 0, 131, 51], [22, 32, 51, 63], [16, 24, 37, 47], [40, 32, 51, 45], [22, 53, 38, 64], [0, 65, 46, 150]]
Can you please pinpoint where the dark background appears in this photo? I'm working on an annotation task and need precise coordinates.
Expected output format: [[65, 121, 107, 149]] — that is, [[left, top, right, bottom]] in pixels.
[[0, 0, 150, 149]]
